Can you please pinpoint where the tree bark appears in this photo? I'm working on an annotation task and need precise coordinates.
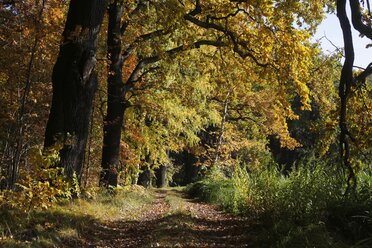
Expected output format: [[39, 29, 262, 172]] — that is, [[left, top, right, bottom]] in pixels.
[[182, 151, 200, 185], [336, 0, 357, 193], [155, 165, 167, 188], [44, 0, 108, 180], [137, 166, 151, 188], [100, 1, 128, 187]]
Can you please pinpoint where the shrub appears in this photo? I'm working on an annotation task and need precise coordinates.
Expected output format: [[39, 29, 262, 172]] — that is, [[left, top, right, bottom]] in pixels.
[[0, 147, 72, 212]]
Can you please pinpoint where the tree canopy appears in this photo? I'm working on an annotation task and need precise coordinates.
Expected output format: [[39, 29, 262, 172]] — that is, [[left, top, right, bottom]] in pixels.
[[0, 1, 371, 246]]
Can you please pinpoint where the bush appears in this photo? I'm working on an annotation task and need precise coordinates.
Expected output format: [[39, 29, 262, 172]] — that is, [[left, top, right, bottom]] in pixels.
[[0, 147, 72, 212]]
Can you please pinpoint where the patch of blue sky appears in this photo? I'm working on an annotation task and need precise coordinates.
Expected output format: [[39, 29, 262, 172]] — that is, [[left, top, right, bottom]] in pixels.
[[313, 6, 372, 68]]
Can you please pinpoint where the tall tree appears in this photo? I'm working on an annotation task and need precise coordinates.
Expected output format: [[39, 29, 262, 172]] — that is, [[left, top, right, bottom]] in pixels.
[[44, 0, 108, 180], [99, 0, 332, 186], [100, 0, 126, 187], [337, 0, 356, 192], [336, 0, 372, 192]]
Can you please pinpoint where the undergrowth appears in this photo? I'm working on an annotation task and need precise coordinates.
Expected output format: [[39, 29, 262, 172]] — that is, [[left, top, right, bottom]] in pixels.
[[0, 147, 73, 212], [188, 162, 372, 248], [0, 185, 154, 247]]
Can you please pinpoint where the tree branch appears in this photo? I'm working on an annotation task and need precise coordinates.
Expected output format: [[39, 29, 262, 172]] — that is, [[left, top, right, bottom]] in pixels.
[[124, 39, 227, 92], [354, 62, 372, 87], [121, 29, 168, 62], [120, 0, 148, 35], [349, 0, 372, 40], [184, 13, 268, 67]]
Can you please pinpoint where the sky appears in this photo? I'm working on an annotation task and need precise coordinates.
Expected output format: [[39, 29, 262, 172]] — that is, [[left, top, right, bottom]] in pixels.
[[314, 12, 372, 68]]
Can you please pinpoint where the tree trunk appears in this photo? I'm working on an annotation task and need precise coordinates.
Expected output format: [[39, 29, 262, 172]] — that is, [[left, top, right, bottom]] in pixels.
[[337, 0, 357, 193], [213, 91, 230, 166], [137, 166, 151, 188], [100, 1, 127, 187], [155, 165, 167, 188], [183, 151, 200, 185], [44, 0, 108, 180]]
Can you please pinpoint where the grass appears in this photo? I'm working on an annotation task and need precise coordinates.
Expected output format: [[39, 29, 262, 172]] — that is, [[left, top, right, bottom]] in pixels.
[[0, 185, 154, 247], [164, 188, 190, 215], [1, 169, 370, 248], [187, 164, 372, 248]]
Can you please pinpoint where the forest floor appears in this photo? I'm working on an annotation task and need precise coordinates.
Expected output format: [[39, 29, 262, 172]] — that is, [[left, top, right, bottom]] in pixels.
[[1, 188, 257, 248], [85, 188, 254, 247]]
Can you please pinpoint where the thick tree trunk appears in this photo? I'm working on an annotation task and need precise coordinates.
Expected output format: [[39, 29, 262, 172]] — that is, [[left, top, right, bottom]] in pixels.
[[44, 0, 108, 180], [155, 165, 167, 188], [100, 1, 127, 187]]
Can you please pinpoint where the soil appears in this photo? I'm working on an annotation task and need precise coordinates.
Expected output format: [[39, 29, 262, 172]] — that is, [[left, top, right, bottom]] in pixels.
[[85, 189, 255, 248]]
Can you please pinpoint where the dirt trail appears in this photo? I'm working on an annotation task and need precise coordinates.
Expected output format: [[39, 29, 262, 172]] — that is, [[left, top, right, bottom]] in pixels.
[[86, 189, 253, 247]]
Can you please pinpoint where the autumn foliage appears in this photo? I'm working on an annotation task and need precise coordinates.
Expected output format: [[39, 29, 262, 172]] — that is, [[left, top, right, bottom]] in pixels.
[[0, 0, 371, 247]]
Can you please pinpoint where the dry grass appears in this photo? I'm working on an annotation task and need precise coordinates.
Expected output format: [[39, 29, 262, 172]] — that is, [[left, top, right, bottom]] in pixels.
[[0, 185, 154, 247]]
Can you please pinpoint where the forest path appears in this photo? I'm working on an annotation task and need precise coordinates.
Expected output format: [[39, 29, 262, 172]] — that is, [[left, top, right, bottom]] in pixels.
[[87, 188, 253, 247]]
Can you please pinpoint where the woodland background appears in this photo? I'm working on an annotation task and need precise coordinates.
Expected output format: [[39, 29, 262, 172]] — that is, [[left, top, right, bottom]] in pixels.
[[0, 0, 371, 247]]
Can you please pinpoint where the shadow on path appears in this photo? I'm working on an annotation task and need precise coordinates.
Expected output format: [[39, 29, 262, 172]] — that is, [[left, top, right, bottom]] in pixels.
[[85, 189, 255, 248]]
